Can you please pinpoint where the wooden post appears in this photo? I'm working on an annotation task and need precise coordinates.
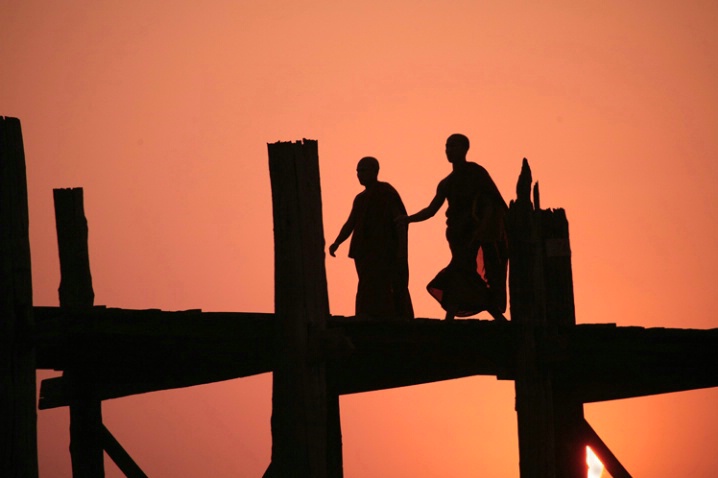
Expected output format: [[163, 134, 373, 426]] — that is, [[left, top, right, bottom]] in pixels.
[[540, 207, 587, 478], [0, 116, 39, 477], [54, 188, 95, 308], [267, 139, 342, 478], [509, 158, 589, 478], [54, 188, 104, 478], [508, 159, 557, 478]]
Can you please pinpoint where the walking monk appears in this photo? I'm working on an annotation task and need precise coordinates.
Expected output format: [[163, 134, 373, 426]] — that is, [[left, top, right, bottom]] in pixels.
[[398, 134, 508, 321], [329, 156, 414, 320]]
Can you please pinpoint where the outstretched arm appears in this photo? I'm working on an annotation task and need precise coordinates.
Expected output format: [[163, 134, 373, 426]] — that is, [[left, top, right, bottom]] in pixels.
[[397, 182, 446, 226], [329, 208, 356, 257]]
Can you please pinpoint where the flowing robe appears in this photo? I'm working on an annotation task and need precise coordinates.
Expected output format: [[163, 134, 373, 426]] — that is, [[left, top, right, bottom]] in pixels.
[[427, 162, 508, 317], [348, 182, 414, 320]]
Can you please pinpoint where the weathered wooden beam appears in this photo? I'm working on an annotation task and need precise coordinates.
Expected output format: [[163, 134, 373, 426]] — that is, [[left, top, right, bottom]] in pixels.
[[34, 305, 718, 409], [556, 325, 718, 403], [267, 139, 340, 478], [35, 308, 276, 408], [54, 187, 104, 478], [539, 207, 586, 478], [508, 159, 557, 478], [68, 394, 103, 478], [0, 116, 38, 477], [327, 318, 513, 395], [100, 424, 148, 478], [54, 188, 94, 308], [36, 310, 513, 407]]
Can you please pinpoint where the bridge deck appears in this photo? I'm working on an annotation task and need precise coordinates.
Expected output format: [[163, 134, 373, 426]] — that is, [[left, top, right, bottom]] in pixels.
[[35, 306, 718, 409]]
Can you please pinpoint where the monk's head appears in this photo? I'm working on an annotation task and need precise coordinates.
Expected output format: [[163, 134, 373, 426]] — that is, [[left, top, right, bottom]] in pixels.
[[445, 133, 469, 163], [356, 156, 379, 187]]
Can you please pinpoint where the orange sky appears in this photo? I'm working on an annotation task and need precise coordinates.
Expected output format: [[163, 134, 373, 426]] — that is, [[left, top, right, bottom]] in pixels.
[[2, 1, 717, 476]]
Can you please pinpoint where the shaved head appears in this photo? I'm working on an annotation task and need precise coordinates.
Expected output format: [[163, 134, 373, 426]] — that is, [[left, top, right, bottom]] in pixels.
[[447, 133, 470, 152], [356, 156, 379, 186], [445, 134, 470, 163], [357, 156, 379, 172]]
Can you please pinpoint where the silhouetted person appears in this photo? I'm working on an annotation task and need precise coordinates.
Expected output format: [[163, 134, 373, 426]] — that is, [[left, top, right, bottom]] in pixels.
[[329, 157, 414, 320], [398, 134, 508, 321]]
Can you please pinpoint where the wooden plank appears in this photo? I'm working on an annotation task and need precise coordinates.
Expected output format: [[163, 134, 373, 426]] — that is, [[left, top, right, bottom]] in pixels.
[[34, 307, 276, 372], [267, 139, 337, 478], [33, 304, 718, 406], [54, 187, 104, 478], [37, 315, 511, 407], [327, 318, 513, 395], [0, 116, 38, 477], [557, 325, 718, 403]]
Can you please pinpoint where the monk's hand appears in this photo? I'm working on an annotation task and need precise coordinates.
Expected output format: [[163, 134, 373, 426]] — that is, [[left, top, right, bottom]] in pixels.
[[329, 242, 339, 257]]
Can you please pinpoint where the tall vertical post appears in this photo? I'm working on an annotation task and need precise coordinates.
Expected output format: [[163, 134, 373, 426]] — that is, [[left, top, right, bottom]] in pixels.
[[54, 187, 104, 478], [0, 116, 39, 477], [267, 139, 341, 478], [541, 208, 586, 478], [508, 158, 586, 478], [508, 159, 557, 478]]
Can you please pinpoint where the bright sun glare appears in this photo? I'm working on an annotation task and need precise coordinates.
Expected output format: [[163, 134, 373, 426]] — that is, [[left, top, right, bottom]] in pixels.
[[587, 447, 605, 478]]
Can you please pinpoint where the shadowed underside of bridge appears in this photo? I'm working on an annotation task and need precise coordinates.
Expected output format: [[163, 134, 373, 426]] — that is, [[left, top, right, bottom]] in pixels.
[[36, 306, 718, 410]]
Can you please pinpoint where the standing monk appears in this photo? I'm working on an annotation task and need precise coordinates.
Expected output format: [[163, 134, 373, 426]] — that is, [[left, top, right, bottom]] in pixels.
[[399, 134, 508, 321], [329, 157, 414, 320]]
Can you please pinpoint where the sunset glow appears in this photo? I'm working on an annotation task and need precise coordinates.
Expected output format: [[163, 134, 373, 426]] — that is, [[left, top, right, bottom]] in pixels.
[[3, 1, 718, 477], [587, 447, 605, 478]]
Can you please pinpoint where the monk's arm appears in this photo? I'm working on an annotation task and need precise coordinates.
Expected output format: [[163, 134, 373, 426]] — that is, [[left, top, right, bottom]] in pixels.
[[329, 208, 356, 257], [401, 183, 446, 224]]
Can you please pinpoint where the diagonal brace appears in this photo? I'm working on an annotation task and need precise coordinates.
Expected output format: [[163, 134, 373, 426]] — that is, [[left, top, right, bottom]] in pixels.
[[580, 419, 632, 478]]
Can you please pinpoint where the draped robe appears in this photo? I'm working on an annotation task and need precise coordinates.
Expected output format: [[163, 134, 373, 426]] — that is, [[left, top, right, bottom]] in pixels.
[[348, 182, 414, 320], [427, 162, 508, 317]]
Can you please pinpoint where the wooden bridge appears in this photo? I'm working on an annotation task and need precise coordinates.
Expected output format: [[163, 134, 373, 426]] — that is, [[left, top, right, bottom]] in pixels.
[[3, 116, 718, 477]]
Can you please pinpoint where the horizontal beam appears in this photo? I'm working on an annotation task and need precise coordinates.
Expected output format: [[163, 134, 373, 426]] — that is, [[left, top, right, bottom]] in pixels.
[[36, 307, 275, 409], [328, 317, 513, 394], [36, 308, 513, 407], [551, 324, 718, 402], [34, 307, 718, 408]]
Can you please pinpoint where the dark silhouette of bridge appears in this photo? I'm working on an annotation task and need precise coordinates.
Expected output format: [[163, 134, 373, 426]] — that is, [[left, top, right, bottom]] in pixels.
[[3, 116, 717, 478]]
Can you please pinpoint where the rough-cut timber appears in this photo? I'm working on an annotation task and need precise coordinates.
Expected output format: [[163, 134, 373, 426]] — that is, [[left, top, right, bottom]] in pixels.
[[54, 188, 95, 307], [36, 308, 275, 408], [267, 139, 339, 478], [559, 324, 718, 403], [100, 424, 148, 478], [539, 207, 586, 478], [0, 116, 38, 477], [54, 187, 104, 478], [508, 160, 557, 478], [35, 309, 718, 406], [507, 159, 629, 477]]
